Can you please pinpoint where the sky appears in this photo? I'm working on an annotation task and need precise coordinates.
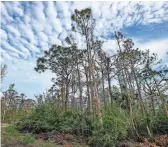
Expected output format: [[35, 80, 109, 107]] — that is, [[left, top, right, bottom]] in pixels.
[[1, 1, 168, 98]]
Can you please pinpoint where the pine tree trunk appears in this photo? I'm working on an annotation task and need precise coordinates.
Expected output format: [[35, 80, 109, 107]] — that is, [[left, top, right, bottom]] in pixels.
[[61, 77, 65, 109], [129, 93, 140, 140], [65, 77, 69, 111], [102, 71, 106, 107], [85, 71, 91, 112], [107, 72, 113, 105], [153, 76, 168, 117], [131, 62, 146, 115], [91, 59, 102, 125], [77, 62, 83, 110]]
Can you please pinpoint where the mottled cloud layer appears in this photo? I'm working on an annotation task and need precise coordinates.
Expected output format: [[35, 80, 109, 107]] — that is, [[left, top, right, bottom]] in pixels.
[[1, 1, 168, 97]]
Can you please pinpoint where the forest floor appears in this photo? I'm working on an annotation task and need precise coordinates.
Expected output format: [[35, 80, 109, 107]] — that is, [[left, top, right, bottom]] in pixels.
[[2, 124, 167, 147], [1, 124, 88, 147]]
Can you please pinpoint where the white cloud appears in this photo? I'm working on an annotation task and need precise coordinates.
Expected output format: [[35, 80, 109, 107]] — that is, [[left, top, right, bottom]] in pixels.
[[56, 2, 71, 18], [0, 29, 8, 40], [91, 2, 102, 18], [45, 1, 57, 18], [1, 1, 168, 60], [1, 52, 12, 60], [52, 18, 63, 33], [32, 2, 46, 22], [104, 38, 168, 61], [135, 38, 168, 60], [1, 41, 22, 55], [7, 25, 20, 38], [29, 44, 40, 53], [59, 29, 68, 41], [103, 39, 117, 55], [71, 1, 92, 11], [18, 23, 37, 44], [49, 37, 62, 46], [4, 1, 23, 17], [38, 32, 48, 43], [19, 38, 38, 56], [12, 2, 24, 16], [0, 2, 13, 23]]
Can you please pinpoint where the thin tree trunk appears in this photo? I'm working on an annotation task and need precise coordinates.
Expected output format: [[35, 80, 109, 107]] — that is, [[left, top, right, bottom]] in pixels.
[[77, 62, 83, 110], [131, 64, 153, 139], [151, 95, 156, 115], [71, 74, 75, 108], [61, 77, 65, 109], [144, 79, 156, 115], [100, 59, 106, 107], [86, 35, 94, 113], [2, 109, 6, 122], [91, 59, 102, 125], [65, 77, 69, 111], [131, 63, 146, 115], [107, 71, 113, 105], [129, 93, 140, 140], [85, 70, 91, 112], [102, 70, 106, 107], [153, 76, 168, 117]]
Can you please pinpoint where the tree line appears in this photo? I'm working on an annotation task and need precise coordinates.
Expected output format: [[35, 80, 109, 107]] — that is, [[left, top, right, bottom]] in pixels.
[[1, 64, 36, 122], [35, 8, 168, 140]]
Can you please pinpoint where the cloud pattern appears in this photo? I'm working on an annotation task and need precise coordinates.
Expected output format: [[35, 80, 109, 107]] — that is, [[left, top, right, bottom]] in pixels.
[[1, 1, 168, 61], [1, 1, 168, 97]]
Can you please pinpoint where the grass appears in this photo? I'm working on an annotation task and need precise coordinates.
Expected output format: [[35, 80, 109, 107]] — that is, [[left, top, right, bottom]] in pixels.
[[1, 125, 58, 147], [1, 124, 88, 147], [22, 134, 36, 145], [6, 125, 20, 137]]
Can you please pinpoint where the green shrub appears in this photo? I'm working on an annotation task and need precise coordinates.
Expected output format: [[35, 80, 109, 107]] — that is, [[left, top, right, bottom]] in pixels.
[[22, 134, 36, 144], [18, 103, 130, 146], [6, 125, 20, 137], [88, 105, 130, 147], [131, 106, 168, 138], [151, 111, 168, 134], [17, 103, 92, 136]]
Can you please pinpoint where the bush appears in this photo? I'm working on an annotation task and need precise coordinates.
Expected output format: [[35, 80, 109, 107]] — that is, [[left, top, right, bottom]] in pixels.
[[17, 103, 92, 136], [22, 134, 36, 144], [131, 106, 168, 139], [88, 105, 130, 147], [6, 125, 20, 137], [17, 103, 133, 146], [152, 111, 168, 135]]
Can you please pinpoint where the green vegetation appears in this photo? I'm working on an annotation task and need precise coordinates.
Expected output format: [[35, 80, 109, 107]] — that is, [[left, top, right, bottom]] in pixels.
[[4, 110, 28, 124], [17, 103, 92, 135], [6, 125, 20, 137], [2, 124, 86, 147], [17, 103, 130, 146], [22, 134, 36, 145], [16, 102, 168, 146], [2, 125, 35, 146], [88, 105, 129, 147]]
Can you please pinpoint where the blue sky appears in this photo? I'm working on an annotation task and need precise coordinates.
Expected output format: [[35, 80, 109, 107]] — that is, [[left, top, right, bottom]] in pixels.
[[1, 1, 168, 98]]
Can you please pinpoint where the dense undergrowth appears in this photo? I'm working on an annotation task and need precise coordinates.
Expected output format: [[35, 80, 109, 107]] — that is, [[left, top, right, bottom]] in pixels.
[[16, 102, 168, 147], [16, 103, 129, 146]]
